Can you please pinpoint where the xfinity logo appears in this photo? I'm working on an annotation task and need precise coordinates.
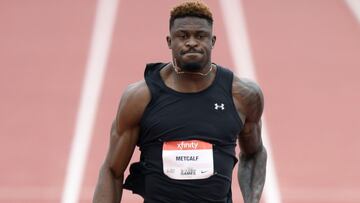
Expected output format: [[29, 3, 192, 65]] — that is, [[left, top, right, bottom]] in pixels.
[[177, 141, 199, 150], [214, 103, 225, 110]]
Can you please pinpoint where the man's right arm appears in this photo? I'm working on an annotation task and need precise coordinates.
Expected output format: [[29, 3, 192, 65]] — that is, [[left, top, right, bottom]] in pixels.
[[93, 80, 150, 203]]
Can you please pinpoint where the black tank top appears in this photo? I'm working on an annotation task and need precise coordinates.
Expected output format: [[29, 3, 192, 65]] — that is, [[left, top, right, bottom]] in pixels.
[[124, 63, 243, 203]]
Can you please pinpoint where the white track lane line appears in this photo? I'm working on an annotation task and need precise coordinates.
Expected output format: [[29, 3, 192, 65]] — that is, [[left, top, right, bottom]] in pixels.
[[345, 0, 360, 23], [61, 0, 119, 203], [219, 1, 282, 203]]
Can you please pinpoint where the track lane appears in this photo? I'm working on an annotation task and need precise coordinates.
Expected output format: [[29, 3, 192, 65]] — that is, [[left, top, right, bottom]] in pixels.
[[0, 1, 96, 202], [242, 0, 360, 202]]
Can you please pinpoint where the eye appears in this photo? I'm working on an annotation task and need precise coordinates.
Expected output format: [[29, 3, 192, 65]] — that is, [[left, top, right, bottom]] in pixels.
[[197, 33, 208, 40], [176, 32, 187, 39]]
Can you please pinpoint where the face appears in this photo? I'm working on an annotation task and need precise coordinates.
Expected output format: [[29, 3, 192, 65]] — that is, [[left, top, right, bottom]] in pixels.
[[167, 17, 216, 72]]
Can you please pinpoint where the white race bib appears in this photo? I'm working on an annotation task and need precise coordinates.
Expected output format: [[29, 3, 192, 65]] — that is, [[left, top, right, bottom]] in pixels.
[[162, 140, 214, 180]]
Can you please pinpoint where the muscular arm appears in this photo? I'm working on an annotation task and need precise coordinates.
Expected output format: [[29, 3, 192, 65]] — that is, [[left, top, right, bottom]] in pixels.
[[233, 77, 267, 203], [93, 81, 150, 203]]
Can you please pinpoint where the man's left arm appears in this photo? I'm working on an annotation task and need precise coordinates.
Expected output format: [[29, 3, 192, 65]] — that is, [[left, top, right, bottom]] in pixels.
[[233, 78, 267, 203], [238, 120, 267, 203]]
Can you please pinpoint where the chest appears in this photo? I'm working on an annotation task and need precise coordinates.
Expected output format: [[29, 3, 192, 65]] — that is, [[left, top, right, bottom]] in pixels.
[[140, 92, 242, 143]]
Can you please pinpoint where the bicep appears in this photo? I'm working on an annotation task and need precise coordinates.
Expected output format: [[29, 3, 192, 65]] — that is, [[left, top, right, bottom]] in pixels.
[[106, 121, 139, 178], [103, 81, 150, 178], [232, 77, 264, 155]]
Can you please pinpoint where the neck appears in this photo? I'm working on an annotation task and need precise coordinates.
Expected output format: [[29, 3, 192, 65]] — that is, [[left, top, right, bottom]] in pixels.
[[160, 62, 217, 93], [170, 63, 216, 88], [172, 61, 213, 77]]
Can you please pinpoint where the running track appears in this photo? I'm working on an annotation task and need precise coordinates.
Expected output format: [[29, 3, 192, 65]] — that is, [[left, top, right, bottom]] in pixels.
[[1, 0, 360, 202]]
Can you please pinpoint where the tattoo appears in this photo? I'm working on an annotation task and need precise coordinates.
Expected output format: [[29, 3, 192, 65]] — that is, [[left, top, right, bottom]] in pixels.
[[238, 147, 267, 203], [232, 77, 264, 122]]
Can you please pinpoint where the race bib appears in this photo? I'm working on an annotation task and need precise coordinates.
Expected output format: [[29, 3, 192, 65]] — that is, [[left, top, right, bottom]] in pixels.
[[162, 140, 214, 180]]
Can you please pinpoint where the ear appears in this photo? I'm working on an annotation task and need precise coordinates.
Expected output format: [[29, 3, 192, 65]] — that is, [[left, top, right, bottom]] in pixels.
[[166, 36, 171, 49], [211, 35, 216, 48]]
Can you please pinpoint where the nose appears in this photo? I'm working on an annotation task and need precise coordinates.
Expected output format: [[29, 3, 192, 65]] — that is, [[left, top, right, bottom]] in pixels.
[[185, 36, 198, 47]]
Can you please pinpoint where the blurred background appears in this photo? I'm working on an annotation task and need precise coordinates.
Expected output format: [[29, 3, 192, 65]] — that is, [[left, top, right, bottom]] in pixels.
[[1, 0, 360, 202]]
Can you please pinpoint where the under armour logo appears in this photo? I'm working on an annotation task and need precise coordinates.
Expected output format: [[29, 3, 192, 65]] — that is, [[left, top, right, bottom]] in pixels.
[[214, 103, 225, 110]]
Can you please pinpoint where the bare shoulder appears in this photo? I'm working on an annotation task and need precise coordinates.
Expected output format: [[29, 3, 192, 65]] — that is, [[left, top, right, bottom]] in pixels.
[[115, 80, 151, 129], [232, 75, 264, 122], [121, 80, 150, 104]]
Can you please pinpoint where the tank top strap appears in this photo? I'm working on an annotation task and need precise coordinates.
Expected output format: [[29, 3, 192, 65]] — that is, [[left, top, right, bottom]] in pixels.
[[214, 64, 234, 96], [144, 62, 166, 79], [144, 62, 168, 99]]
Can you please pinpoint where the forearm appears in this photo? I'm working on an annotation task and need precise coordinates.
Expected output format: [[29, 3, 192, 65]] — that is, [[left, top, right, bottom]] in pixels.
[[93, 164, 123, 203], [238, 146, 267, 203]]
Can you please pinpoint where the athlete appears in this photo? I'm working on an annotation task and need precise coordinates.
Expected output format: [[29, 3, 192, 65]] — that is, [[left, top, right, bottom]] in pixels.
[[93, 1, 267, 203]]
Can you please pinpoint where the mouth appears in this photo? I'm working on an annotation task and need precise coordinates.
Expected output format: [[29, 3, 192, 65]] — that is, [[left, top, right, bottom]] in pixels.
[[183, 52, 202, 56], [181, 49, 203, 55]]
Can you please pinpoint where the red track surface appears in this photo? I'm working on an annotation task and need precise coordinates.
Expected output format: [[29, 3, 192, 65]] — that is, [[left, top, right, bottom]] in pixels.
[[1, 1, 359, 203]]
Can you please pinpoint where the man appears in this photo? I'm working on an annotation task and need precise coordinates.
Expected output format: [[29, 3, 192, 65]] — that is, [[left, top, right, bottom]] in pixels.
[[93, 1, 267, 202]]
